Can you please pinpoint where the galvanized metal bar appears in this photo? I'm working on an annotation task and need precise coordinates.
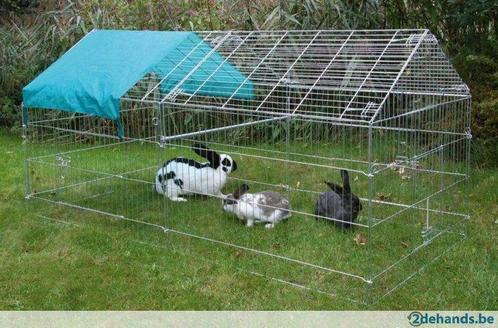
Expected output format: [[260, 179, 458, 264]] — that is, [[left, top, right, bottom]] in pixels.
[[141, 32, 213, 101], [159, 115, 289, 143], [369, 30, 429, 123], [183, 32, 254, 103], [221, 32, 288, 108], [160, 32, 232, 103], [339, 30, 400, 119], [254, 31, 322, 111], [291, 31, 354, 114]]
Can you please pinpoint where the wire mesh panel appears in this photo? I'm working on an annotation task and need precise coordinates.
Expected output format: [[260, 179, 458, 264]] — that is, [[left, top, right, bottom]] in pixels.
[[25, 29, 471, 304]]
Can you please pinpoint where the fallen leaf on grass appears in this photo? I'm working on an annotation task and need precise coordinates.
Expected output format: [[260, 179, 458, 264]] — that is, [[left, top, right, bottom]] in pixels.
[[401, 241, 409, 248], [234, 250, 243, 258], [354, 233, 367, 246]]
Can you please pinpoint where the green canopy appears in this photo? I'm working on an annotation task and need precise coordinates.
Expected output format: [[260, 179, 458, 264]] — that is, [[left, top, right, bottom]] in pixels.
[[22, 29, 254, 136]]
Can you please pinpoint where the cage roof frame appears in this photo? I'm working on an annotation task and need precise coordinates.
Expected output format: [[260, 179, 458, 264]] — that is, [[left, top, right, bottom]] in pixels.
[[128, 29, 470, 124]]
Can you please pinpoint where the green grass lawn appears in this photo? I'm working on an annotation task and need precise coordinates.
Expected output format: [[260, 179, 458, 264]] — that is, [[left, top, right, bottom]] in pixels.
[[0, 129, 497, 309]]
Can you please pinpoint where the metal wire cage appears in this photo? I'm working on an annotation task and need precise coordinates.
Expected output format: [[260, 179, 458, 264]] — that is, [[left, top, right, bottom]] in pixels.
[[24, 29, 471, 304]]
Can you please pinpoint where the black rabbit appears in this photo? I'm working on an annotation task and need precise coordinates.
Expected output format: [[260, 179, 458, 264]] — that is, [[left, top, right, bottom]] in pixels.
[[314, 170, 362, 230]]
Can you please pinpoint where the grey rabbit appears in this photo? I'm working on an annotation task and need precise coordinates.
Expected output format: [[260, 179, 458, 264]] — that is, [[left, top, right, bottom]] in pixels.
[[314, 170, 362, 230], [223, 184, 291, 229]]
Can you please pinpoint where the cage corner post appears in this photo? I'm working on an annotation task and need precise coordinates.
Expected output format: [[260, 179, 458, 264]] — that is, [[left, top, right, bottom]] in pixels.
[[22, 102, 32, 201], [365, 122, 375, 305], [463, 96, 472, 235], [152, 73, 168, 234]]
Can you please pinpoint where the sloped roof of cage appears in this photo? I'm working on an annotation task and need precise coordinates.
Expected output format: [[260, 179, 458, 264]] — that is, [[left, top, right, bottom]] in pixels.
[[135, 30, 469, 124], [22, 29, 254, 121]]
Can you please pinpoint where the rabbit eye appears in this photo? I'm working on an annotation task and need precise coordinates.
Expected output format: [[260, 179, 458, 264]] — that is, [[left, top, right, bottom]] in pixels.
[[224, 199, 237, 205]]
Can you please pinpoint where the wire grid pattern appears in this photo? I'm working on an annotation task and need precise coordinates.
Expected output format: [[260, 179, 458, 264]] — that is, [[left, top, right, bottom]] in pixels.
[[124, 29, 469, 123], [25, 29, 471, 304]]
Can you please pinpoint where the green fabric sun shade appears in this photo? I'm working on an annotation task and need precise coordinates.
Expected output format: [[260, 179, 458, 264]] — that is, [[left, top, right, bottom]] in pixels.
[[154, 33, 254, 99], [22, 29, 254, 136]]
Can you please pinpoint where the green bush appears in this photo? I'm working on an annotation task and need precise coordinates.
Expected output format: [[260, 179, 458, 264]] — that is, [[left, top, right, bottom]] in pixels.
[[0, 0, 85, 129]]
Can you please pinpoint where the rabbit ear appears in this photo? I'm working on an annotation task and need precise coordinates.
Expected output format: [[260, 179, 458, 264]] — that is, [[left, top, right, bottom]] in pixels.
[[340, 170, 351, 194], [233, 184, 249, 199], [324, 181, 344, 195], [192, 143, 221, 169]]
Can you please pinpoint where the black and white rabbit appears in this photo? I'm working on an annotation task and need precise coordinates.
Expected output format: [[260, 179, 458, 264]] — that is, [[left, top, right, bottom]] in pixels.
[[314, 170, 362, 229], [155, 143, 237, 202], [223, 184, 291, 229]]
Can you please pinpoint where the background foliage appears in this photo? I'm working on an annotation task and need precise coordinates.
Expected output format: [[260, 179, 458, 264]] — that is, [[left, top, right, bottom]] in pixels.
[[1, 0, 496, 165]]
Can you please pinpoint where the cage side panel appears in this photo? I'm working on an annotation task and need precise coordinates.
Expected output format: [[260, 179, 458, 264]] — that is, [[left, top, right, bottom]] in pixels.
[[367, 96, 470, 298]]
